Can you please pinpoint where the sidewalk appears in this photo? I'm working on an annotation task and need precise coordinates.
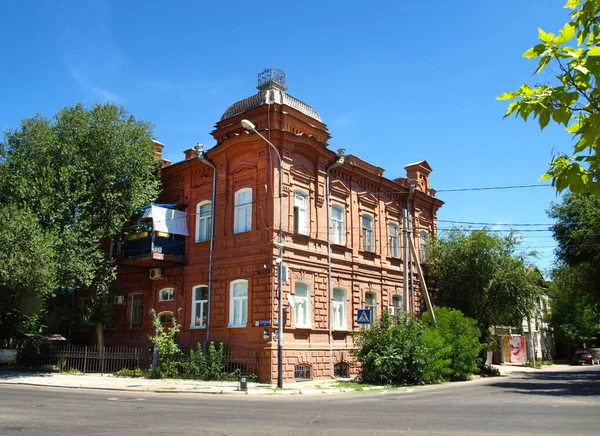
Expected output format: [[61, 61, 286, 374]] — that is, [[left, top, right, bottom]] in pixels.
[[0, 364, 570, 395]]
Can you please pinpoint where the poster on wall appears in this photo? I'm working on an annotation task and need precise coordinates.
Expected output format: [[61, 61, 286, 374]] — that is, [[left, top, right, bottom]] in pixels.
[[509, 335, 527, 363]]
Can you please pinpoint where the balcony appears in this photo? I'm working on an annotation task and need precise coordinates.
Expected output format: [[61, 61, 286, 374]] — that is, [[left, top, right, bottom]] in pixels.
[[118, 231, 185, 268]]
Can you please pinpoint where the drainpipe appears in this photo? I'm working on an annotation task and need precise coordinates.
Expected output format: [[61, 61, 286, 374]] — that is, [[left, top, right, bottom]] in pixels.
[[326, 149, 345, 377], [407, 179, 416, 314], [195, 144, 216, 351]]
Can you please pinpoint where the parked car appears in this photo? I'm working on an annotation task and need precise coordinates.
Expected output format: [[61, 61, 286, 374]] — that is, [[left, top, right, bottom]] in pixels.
[[572, 349, 595, 365], [590, 348, 600, 365]]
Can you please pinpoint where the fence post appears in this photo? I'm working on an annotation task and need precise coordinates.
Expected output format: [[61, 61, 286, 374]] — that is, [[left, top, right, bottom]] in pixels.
[[84, 346, 88, 374], [100, 346, 105, 376]]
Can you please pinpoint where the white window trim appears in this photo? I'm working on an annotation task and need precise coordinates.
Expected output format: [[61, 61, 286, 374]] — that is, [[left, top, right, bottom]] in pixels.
[[234, 188, 252, 234], [365, 292, 377, 326], [195, 200, 212, 243], [331, 205, 345, 246], [294, 281, 311, 328], [333, 287, 347, 330], [228, 279, 248, 328], [158, 287, 175, 302], [362, 215, 374, 253], [191, 284, 208, 329], [294, 191, 309, 236], [389, 223, 400, 258]]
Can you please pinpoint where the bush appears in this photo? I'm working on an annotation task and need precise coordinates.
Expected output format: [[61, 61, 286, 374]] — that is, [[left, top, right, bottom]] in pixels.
[[148, 308, 181, 378], [422, 307, 482, 381], [181, 342, 229, 381], [351, 311, 449, 385]]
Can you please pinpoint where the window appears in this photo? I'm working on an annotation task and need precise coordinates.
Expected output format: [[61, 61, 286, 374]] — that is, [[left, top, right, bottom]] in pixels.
[[331, 205, 345, 245], [389, 295, 403, 315], [295, 282, 310, 328], [129, 293, 144, 329], [294, 364, 312, 380], [229, 280, 248, 327], [293, 191, 309, 235], [191, 285, 209, 328], [389, 223, 400, 258], [158, 311, 174, 326], [333, 288, 347, 330], [420, 232, 430, 262], [234, 189, 252, 234], [365, 292, 376, 327], [362, 215, 374, 252], [334, 362, 350, 378], [159, 288, 175, 302], [195, 201, 212, 242]]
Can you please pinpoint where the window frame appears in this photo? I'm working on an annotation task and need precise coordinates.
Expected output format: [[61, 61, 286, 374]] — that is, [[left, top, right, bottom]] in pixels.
[[191, 285, 209, 328], [234, 188, 253, 234], [365, 292, 377, 327], [331, 205, 345, 246], [419, 231, 430, 262], [390, 295, 403, 315], [229, 279, 248, 328], [333, 287, 347, 330], [362, 215, 375, 253], [195, 200, 212, 242], [158, 311, 174, 326], [293, 191, 309, 236], [389, 223, 400, 258], [294, 281, 311, 328], [129, 293, 144, 330], [158, 287, 175, 302]]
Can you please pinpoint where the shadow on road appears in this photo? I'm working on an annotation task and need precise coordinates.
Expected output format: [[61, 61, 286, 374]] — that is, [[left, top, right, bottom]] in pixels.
[[0, 369, 53, 381], [488, 369, 600, 397]]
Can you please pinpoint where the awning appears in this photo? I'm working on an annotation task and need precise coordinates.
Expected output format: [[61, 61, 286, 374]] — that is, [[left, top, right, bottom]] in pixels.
[[142, 205, 189, 236]]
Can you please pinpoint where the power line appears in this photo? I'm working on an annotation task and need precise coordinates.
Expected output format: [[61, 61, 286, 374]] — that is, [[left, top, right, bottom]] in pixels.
[[436, 184, 552, 193]]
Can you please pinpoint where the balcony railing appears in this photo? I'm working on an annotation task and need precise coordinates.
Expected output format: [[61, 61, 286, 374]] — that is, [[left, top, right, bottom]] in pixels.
[[119, 231, 185, 262]]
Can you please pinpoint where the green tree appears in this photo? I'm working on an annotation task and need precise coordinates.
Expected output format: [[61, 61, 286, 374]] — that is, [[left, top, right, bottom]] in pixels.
[[0, 204, 57, 346], [426, 229, 538, 344], [0, 103, 160, 346], [499, 0, 600, 196], [549, 192, 600, 302]]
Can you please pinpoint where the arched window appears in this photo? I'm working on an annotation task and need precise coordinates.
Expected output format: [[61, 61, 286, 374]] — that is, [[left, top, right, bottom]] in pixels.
[[229, 279, 248, 327], [331, 205, 345, 245], [334, 362, 350, 378], [294, 364, 312, 380], [191, 285, 208, 328], [365, 292, 376, 327], [293, 191, 309, 235], [294, 282, 310, 328], [158, 311, 174, 326], [195, 201, 212, 242], [362, 215, 374, 252], [333, 288, 347, 330], [234, 189, 252, 234], [390, 295, 403, 315]]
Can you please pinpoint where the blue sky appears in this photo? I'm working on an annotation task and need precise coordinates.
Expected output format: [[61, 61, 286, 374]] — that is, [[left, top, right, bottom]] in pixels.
[[1, 0, 575, 275]]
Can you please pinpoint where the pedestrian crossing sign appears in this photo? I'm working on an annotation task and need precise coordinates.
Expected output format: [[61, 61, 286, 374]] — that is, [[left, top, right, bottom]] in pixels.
[[357, 309, 371, 325]]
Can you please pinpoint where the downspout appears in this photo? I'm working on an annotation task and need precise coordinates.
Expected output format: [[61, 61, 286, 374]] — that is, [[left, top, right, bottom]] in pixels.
[[195, 144, 216, 351], [407, 179, 416, 314], [326, 149, 345, 377]]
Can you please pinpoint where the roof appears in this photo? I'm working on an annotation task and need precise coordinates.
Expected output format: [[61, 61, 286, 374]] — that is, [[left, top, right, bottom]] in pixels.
[[221, 88, 321, 122]]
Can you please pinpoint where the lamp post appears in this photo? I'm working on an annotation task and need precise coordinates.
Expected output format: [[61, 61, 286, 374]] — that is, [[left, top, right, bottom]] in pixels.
[[241, 119, 284, 389]]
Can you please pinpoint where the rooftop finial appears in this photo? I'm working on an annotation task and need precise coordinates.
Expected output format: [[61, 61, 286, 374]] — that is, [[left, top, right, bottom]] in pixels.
[[257, 67, 287, 92]]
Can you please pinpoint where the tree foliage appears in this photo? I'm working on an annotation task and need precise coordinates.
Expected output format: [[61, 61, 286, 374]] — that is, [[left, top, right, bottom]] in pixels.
[[548, 192, 600, 349], [426, 229, 538, 342], [0, 103, 160, 342], [0, 204, 57, 344], [499, 0, 600, 196]]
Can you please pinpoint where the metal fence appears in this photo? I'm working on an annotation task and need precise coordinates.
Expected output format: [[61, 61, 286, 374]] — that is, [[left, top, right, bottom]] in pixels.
[[15, 343, 258, 377]]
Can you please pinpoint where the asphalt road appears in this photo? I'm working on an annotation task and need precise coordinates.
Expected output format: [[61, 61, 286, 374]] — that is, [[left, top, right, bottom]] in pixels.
[[0, 366, 598, 436]]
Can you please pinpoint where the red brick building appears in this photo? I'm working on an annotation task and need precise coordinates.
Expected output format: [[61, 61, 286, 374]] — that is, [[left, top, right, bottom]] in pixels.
[[107, 68, 443, 383]]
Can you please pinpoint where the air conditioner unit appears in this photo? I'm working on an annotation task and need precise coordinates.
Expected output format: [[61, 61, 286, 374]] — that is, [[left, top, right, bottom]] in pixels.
[[149, 268, 163, 280], [114, 295, 126, 305]]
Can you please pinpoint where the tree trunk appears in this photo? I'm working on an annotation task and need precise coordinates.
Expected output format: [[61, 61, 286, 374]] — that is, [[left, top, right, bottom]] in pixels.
[[95, 321, 105, 349]]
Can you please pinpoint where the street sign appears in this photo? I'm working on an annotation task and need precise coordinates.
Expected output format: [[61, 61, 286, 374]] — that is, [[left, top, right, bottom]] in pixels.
[[357, 309, 371, 325]]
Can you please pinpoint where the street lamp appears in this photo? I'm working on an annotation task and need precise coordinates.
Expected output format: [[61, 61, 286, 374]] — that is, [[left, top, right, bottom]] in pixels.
[[241, 119, 284, 389]]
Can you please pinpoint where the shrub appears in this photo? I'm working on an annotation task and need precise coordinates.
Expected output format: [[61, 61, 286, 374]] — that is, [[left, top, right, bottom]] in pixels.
[[181, 342, 229, 381], [351, 311, 449, 385], [148, 308, 181, 378], [422, 307, 481, 381]]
